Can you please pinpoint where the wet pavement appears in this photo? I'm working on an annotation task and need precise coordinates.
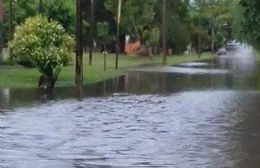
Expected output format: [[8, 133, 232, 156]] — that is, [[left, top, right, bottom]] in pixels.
[[1, 45, 260, 167]]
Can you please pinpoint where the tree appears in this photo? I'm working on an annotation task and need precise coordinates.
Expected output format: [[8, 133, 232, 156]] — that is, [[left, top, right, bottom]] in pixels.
[[89, 0, 94, 66], [42, 0, 76, 34], [9, 0, 14, 62], [0, 0, 3, 61], [2, 0, 37, 49], [162, 0, 167, 64], [105, 0, 157, 57], [9, 16, 74, 89], [191, 0, 234, 52], [75, 0, 83, 95], [142, 26, 160, 55], [97, 21, 110, 71], [154, 0, 192, 55], [240, 0, 260, 49], [231, 0, 245, 41]]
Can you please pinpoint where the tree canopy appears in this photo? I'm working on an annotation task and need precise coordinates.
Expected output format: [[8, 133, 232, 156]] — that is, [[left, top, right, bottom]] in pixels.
[[2, 0, 259, 54], [240, 0, 260, 49]]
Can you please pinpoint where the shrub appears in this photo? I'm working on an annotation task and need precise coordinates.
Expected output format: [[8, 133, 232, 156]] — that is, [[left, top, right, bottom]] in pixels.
[[9, 15, 74, 89]]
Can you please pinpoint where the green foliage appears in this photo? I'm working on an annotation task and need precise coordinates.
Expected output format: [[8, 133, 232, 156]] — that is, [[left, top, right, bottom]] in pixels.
[[215, 31, 225, 48], [154, 0, 192, 53], [96, 21, 110, 45], [191, 0, 235, 51], [105, 0, 157, 35], [11, 0, 37, 23], [191, 26, 210, 51], [42, 0, 76, 34], [3, 0, 37, 45], [3, 0, 75, 46], [168, 22, 191, 54], [231, 1, 245, 41], [1, 0, 240, 55], [240, 0, 260, 49], [9, 16, 74, 79], [142, 27, 160, 47]]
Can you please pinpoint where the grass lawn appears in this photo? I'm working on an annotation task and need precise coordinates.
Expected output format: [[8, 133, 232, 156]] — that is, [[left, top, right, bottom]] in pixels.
[[0, 52, 213, 89], [256, 50, 260, 61]]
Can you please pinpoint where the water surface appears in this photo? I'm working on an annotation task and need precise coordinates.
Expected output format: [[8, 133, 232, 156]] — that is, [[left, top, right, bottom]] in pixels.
[[1, 45, 260, 168]]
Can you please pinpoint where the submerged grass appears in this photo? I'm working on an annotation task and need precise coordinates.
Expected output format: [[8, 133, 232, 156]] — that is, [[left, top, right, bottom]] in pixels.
[[0, 52, 212, 89]]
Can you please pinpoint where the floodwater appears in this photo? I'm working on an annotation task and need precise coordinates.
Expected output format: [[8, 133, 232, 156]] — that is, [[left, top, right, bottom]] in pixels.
[[1, 45, 260, 168]]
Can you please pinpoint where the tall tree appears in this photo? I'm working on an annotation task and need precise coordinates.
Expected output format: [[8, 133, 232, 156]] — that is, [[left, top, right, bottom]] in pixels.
[[9, 0, 13, 41], [9, 0, 13, 62], [115, 0, 121, 69], [162, 0, 167, 64], [105, 0, 157, 58], [0, 0, 3, 61], [76, 0, 83, 96], [89, 0, 94, 65], [154, 0, 191, 54]]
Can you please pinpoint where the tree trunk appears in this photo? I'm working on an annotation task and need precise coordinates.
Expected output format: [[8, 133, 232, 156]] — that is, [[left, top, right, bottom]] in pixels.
[[38, 75, 57, 90], [138, 44, 150, 58], [198, 0, 202, 58], [9, 0, 14, 63], [211, 25, 215, 53], [103, 44, 107, 71], [162, 0, 167, 65], [75, 0, 83, 97], [0, 0, 3, 62], [115, 0, 122, 69], [89, 0, 95, 66]]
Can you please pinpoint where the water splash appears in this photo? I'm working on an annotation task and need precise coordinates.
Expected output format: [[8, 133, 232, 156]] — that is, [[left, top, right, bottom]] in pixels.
[[218, 44, 256, 71]]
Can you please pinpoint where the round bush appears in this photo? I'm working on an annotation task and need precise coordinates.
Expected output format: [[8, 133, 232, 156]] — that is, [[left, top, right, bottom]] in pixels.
[[9, 15, 74, 89]]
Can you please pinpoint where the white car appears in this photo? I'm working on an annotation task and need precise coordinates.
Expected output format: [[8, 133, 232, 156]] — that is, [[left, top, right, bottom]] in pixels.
[[226, 40, 239, 50], [217, 48, 227, 55]]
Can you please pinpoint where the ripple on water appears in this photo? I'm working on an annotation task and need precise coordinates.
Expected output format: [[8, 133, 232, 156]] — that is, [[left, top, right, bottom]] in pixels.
[[1, 91, 260, 167]]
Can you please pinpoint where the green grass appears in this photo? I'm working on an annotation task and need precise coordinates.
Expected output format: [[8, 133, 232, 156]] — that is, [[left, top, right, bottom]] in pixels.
[[0, 52, 212, 89], [256, 50, 260, 61]]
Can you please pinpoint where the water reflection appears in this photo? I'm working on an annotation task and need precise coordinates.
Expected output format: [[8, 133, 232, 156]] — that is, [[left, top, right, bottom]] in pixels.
[[1, 71, 260, 108]]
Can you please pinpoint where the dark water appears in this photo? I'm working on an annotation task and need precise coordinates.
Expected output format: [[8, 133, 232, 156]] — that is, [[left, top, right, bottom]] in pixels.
[[1, 45, 260, 167]]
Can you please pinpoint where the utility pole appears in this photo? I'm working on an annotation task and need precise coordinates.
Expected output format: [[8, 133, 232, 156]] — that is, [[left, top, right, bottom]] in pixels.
[[76, 0, 83, 98], [9, 0, 13, 62], [115, 0, 122, 69], [162, 0, 167, 65], [89, 0, 94, 65]]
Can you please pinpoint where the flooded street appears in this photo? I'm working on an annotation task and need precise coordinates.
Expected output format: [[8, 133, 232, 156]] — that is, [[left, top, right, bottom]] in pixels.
[[1, 45, 260, 168]]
